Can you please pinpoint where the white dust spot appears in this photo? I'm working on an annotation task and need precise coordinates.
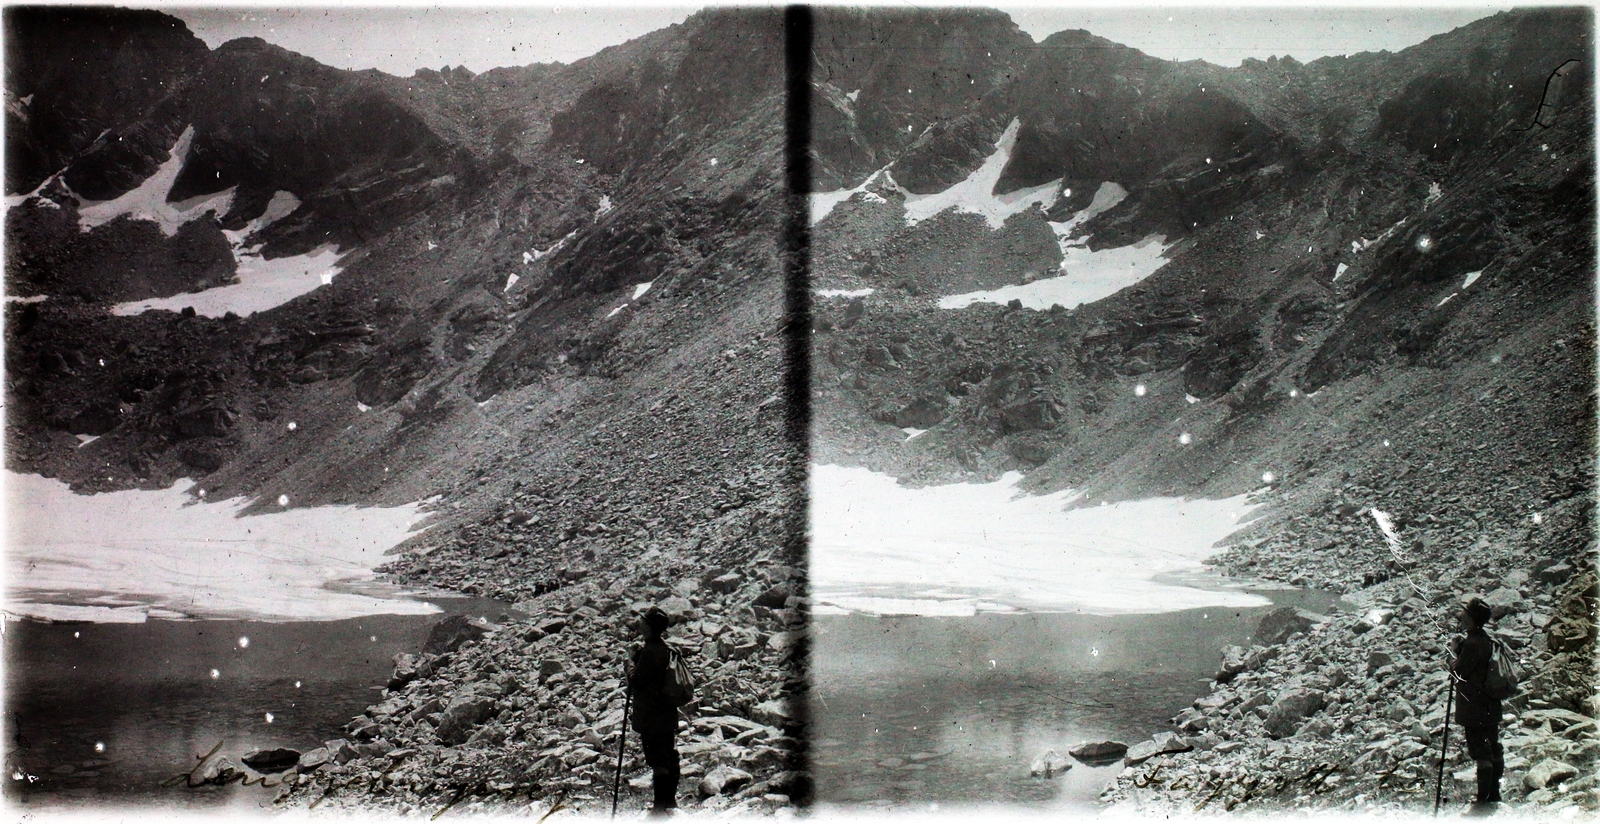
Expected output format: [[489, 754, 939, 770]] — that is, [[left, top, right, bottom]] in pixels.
[[294, 681, 302, 688], [1383, 439, 1391, 447], [815, 288, 874, 298], [1461, 271, 1482, 289], [709, 158, 718, 167], [265, 713, 274, 723], [95, 743, 104, 753], [320, 272, 334, 286], [631, 281, 653, 300], [1261, 471, 1276, 483], [210, 669, 220, 679], [287, 421, 297, 431], [1179, 433, 1192, 445], [1289, 389, 1299, 398], [1532, 512, 1543, 525], [1134, 384, 1147, 397], [238, 636, 249, 648], [1416, 236, 1433, 252], [277, 494, 289, 506], [902, 119, 1059, 229]]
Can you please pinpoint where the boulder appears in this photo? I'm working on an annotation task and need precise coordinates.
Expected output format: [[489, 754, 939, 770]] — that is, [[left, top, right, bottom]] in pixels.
[[1068, 740, 1128, 763], [1125, 733, 1192, 765], [753, 584, 791, 609], [1255, 607, 1316, 645], [1482, 587, 1523, 618], [422, 614, 489, 655], [241, 747, 301, 773], [1355, 608, 1393, 633], [699, 765, 754, 797], [750, 700, 791, 728], [709, 572, 743, 593], [1524, 759, 1580, 790], [324, 739, 357, 765], [174, 406, 235, 438], [435, 692, 499, 745], [388, 652, 422, 690], [1029, 749, 1072, 777], [660, 595, 695, 623], [1263, 688, 1327, 738], [296, 747, 330, 772], [178, 446, 225, 472]]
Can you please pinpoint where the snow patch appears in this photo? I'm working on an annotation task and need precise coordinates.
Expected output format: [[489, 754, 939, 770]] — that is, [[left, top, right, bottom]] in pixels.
[[811, 464, 1270, 614], [596, 194, 613, 218], [606, 304, 628, 319], [815, 288, 874, 299], [75, 434, 100, 448], [1461, 270, 1483, 289], [940, 232, 1170, 311], [1334, 263, 1349, 281], [1436, 293, 1457, 308], [426, 241, 438, 251], [503, 273, 520, 292], [529, 230, 577, 261], [112, 245, 343, 318], [631, 281, 653, 300], [356, 402, 371, 413], [5, 295, 48, 304], [1185, 394, 1200, 405], [809, 169, 894, 226], [77, 126, 236, 236], [901, 119, 1060, 229], [901, 428, 927, 442], [5, 471, 438, 622], [845, 89, 860, 102]]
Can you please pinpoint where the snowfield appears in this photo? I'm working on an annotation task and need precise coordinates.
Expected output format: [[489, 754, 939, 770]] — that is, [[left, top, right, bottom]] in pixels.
[[810, 464, 1271, 615], [901, 118, 1061, 229], [77, 126, 236, 236], [112, 245, 343, 318], [4, 471, 438, 622]]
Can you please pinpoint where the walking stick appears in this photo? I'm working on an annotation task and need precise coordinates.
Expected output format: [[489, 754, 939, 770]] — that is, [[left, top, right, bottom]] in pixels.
[[612, 679, 632, 818], [1434, 677, 1456, 816]]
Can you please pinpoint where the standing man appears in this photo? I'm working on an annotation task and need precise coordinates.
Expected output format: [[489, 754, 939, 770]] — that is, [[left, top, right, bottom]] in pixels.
[[629, 606, 680, 814], [1450, 597, 1503, 808]]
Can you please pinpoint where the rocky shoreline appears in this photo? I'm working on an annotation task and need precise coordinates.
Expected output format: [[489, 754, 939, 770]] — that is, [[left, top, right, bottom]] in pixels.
[[254, 548, 806, 815], [1097, 500, 1597, 816]]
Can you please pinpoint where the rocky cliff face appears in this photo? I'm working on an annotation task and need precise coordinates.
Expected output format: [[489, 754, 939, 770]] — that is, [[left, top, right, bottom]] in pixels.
[[810, 6, 1594, 813], [5, 7, 803, 813]]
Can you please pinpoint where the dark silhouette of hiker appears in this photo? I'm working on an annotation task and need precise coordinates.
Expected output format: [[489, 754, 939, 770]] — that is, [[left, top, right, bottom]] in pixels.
[[1450, 597, 1503, 807], [629, 606, 680, 814]]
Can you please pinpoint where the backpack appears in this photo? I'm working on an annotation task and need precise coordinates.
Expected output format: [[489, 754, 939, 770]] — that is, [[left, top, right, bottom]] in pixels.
[[1484, 636, 1522, 700], [661, 648, 696, 706]]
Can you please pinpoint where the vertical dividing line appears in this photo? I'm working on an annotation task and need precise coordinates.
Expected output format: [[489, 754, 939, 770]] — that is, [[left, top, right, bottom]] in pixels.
[[781, 2, 814, 808]]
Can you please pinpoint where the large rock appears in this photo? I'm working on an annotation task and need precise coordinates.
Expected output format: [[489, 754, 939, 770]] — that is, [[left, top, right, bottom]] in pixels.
[[296, 747, 330, 772], [241, 747, 301, 773], [435, 692, 499, 745], [422, 614, 489, 655], [1263, 688, 1327, 738], [1524, 759, 1580, 790], [660, 595, 695, 623], [1124, 733, 1192, 765], [750, 700, 792, 728], [1254, 607, 1316, 646], [753, 584, 791, 609], [173, 406, 235, 438], [1069, 740, 1128, 763], [699, 765, 754, 797], [1029, 749, 1072, 777]]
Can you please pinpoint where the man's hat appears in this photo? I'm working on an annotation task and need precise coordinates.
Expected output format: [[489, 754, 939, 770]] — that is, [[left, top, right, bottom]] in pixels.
[[642, 605, 670, 632], [1463, 596, 1492, 626]]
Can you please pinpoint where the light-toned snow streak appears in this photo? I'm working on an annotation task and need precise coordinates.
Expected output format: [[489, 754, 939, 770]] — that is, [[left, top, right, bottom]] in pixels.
[[1462, 270, 1483, 289], [606, 304, 627, 319], [77, 126, 236, 236], [5, 471, 438, 622], [814, 288, 874, 298], [939, 232, 1171, 311], [631, 281, 653, 300], [809, 169, 890, 226], [112, 245, 343, 318], [901, 119, 1060, 229], [811, 464, 1271, 615], [901, 428, 927, 442], [596, 195, 613, 218]]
